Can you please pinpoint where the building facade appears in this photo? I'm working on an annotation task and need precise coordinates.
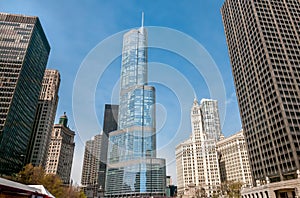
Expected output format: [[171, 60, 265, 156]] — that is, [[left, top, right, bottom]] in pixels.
[[0, 12, 50, 174], [81, 134, 102, 197], [176, 99, 222, 197], [99, 104, 118, 194], [45, 113, 75, 184], [105, 22, 166, 197], [217, 130, 252, 186], [221, 0, 300, 185], [27, 69, 60, 167], [241, 175, 300, 198]]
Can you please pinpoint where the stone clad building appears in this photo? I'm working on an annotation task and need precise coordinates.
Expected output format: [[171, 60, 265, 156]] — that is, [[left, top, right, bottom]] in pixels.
[[45, 113, 75, 184], [217, 130, 252, 186], [176, 99, 222, 197], [27, 69, 60, 168]]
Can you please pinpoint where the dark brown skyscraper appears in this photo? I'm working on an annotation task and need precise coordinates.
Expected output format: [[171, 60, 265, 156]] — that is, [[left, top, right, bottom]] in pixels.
[[221, 0, 300, 184], [0, 13, 50, 175], [98, 104, 118, 193]]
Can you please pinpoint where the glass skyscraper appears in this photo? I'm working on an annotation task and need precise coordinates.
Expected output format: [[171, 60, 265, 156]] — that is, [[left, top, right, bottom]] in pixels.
[[105, 24, 166, 197]]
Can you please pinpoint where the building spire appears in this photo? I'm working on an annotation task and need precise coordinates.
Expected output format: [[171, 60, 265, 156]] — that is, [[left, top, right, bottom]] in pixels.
[[141, 12, 144, 27], [193, 97, 198, 106], [59, 112, 68, 127]]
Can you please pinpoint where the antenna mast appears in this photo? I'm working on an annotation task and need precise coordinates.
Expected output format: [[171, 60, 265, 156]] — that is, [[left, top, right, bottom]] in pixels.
[[141, 12, 144, 27]]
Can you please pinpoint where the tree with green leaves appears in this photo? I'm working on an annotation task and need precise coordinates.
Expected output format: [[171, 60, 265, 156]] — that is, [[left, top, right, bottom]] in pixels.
[[14, 163, 86, 198], [220, 180, 243, 198], [17, 163, 44, 184]]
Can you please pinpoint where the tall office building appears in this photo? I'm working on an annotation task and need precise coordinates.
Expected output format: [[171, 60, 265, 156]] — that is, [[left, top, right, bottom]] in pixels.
[[82, 105, 118, 197], [81, 134, 102, 197], [221, 0, 300, 185], [45, 113, 75, 184], [27, 69, 60, 167], [105, 18, 166, 197], [98, 104, 118, 193], [0, 13, 50, 174], [176, 99, 222, 197], [199, 99, 223, 141], [217, 130, 252, 186]]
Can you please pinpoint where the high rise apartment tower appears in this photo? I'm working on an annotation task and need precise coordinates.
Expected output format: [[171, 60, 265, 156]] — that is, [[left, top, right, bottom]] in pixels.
[[105, 19, 166, 197], [81, 134, 102, 197], [221, 0, 300, 183], [27, 69, 60, 167], [0, 13, 50, 174]]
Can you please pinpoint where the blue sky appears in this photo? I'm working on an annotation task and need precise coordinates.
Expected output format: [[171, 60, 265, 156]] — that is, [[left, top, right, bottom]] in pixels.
[[1, 0, 242, 185]]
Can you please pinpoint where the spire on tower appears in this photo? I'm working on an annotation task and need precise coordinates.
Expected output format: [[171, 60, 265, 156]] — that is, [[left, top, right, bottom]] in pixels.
[[193, 97, 198, 106], [141, 12, 144, 27]]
